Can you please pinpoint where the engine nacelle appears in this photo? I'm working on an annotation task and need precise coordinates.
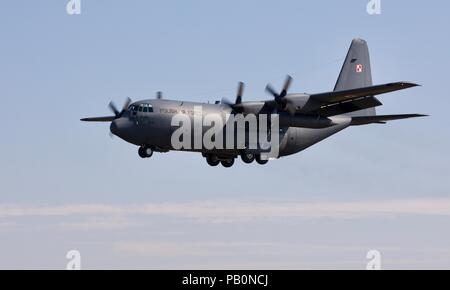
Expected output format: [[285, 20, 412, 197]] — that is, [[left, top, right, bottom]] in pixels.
[[282, 93, 310, 111]]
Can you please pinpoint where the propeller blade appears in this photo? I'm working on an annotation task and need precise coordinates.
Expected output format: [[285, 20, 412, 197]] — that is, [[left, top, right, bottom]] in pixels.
[[265, 84, 279, 98], [108, 101, 120, 117], [236, 82, 244, 105], [280, 75, 292, 98], [82, 97, 132, 123], [221, 98, 234, 107], [122, 97, 132, 112]]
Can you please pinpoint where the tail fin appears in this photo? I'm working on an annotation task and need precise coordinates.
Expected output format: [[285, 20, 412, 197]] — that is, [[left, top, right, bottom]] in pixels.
[[335, 38, 376, 117]]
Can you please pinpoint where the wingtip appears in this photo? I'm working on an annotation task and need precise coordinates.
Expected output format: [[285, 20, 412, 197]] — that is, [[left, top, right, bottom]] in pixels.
[[399, 82, 421, 87]]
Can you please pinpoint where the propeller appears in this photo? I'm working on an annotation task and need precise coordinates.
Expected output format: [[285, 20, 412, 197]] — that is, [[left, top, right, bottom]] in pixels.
[[222, 82, 245, 112], [109, 97, 131, 118], [235, 81, 244, 105], [81, 97, 132, 122], [265, 75, 296, 115]]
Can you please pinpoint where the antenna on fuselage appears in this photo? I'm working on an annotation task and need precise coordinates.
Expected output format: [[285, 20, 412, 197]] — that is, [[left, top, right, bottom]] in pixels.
[[156, 91, 163, 99]]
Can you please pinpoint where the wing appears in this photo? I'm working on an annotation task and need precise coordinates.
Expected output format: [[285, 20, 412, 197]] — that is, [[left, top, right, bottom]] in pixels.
[[350, 114, 428, 126], [310, 82, 419, 103], [276, 82, 420, 117], [80, 116, 116, 122]]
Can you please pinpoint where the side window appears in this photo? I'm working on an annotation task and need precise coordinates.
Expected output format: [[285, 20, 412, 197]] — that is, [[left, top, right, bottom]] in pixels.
[[143, 106, 148, 113], [138, 105, 143, 112], [148, 105, 153, 113]]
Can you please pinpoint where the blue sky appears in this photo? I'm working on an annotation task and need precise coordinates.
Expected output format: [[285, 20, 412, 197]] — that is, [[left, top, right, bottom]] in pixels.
[[0, 0, 449, 269]]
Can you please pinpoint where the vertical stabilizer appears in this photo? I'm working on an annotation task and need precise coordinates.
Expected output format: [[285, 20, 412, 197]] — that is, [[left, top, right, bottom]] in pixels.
[[335, 38, 376, 117]]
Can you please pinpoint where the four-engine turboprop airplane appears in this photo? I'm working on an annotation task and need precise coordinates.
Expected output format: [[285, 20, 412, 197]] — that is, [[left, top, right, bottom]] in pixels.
[[81, 39, 426, 167]]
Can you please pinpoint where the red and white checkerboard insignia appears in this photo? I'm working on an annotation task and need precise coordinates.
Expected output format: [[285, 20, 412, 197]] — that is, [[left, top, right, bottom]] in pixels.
[[356, 64, 363, 73]]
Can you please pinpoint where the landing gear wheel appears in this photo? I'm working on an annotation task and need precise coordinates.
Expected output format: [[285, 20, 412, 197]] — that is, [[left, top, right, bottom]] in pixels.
[[240, 152, 255, 164], [256, 154, 269, 165], [143, 147, 153, 158], [206, 155, 220, 167], [138, 147, 146, 158], [138, 146, 153, 158], [221, 159, 235, 168]]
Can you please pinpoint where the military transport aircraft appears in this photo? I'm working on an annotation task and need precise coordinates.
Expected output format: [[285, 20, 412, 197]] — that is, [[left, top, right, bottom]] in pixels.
[[81, 39, 426, 167]]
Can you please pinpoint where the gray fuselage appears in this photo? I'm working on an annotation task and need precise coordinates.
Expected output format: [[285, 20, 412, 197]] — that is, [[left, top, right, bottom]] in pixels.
[[110, 99, 351, 158]]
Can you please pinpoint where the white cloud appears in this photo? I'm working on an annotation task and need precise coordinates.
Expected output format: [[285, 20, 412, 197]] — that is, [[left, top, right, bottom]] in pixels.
[[1, 198, 450, 223]]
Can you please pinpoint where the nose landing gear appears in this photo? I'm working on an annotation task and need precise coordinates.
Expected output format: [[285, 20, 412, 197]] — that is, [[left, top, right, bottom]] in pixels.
[[138, 146, 153, 158]]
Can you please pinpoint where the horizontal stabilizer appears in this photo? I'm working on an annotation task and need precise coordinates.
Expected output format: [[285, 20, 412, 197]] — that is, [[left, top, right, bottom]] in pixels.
[[311, 82, 420, 104], [350, 114, 428, 126], [81, 116, 116, 122]]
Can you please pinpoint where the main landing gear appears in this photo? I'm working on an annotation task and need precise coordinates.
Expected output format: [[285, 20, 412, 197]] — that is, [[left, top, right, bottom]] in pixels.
[[205, 155, 235, 168], [240, 152, 255, 164], [240, 152, 269, 165], [255, 154, 269, 165], [205, 152, 269, 167], [138, 146, 153, 158]]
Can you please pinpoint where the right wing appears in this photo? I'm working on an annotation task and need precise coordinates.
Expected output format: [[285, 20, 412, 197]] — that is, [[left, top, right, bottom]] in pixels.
[[310, 82, 419, 104], [277, 82, 420, 117], [350, 114, 428, 126]]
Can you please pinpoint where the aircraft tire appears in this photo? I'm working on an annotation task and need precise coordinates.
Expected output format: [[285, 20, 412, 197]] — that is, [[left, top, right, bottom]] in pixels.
[[206, 156, 220, 166], [255, 154, 269, 165], [221, 159, 235, 168], [138, 147, 147, 158], [240, 152, 255, 164], [143, 147, 153, 158], [138, 146, 153, 158]]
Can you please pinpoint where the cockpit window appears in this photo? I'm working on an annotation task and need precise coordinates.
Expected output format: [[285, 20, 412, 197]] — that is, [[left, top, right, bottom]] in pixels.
[[129, 104, 153, 113]]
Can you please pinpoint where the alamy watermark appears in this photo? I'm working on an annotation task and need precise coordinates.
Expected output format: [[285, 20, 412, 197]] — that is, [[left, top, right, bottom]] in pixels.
[[66, 249, 81, 270], [367, 0, 382, 15], [66, 0, 81, 15], [170, 106, 280, 159], [366, 250, 382, 270], [63, 249, 382, 269]]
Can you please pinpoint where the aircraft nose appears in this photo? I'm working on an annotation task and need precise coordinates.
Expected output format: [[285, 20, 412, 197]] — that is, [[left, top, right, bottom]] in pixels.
[[110, 119, 119, 136], [110, 117, 134, 140]]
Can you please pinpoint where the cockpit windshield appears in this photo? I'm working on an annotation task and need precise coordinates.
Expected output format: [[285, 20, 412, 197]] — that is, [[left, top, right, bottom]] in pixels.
[[128, 105, 138, 112], [128, 104, 153, 114]]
